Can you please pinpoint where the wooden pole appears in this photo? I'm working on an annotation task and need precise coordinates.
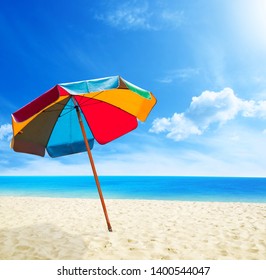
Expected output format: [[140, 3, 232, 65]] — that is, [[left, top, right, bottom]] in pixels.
[[74, 103, 112, 232]]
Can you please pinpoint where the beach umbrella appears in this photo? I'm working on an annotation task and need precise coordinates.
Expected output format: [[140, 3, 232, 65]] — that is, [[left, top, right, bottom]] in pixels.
[[10, 76, 156, 231]]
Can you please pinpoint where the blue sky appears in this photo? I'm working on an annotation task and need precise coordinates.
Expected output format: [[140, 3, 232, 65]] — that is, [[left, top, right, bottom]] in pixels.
[[1, 0, 266, 176]]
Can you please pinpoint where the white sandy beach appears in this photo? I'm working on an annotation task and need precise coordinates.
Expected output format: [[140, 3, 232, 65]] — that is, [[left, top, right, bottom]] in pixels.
[[0, 196, 265, 260]]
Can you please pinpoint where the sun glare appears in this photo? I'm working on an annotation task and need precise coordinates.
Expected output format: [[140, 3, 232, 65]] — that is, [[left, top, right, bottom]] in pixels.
[[231, 0, 266, 49]]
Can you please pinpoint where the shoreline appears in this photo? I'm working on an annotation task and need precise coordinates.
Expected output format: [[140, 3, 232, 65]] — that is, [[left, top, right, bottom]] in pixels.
[[0, 196, 265, 260], [1, 194, 266, 204]]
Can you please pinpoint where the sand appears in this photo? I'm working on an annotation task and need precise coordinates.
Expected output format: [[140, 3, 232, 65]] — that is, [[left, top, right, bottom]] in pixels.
[[0, 196, 265, 260]]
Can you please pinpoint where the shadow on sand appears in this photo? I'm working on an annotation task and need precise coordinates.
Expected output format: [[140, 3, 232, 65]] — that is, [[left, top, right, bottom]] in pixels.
[[0, 223, 88, 260]]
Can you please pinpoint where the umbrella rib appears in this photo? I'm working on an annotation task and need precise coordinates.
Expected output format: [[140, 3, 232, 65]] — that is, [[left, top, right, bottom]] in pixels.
[[39, 93, 110, 122], [42, 100, 76, 118], [42, 102, 73, 114], [58, 107, 76, 118], [73, 92, 104, 107]]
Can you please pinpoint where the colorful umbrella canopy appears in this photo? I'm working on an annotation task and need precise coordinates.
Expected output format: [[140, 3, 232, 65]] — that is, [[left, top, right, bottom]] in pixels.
[[11, 76, 156, 231]]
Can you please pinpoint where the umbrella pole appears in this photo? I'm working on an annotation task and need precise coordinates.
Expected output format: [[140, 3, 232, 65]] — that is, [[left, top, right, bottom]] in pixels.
[[74, 105, 113, 232]]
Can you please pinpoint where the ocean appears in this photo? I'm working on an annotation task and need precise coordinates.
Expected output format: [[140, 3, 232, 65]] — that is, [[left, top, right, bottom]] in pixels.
[[0, 176, 266, 203]]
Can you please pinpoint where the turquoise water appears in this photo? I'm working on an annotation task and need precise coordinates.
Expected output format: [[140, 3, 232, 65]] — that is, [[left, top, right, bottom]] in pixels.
[[0, 176, 266, 203]]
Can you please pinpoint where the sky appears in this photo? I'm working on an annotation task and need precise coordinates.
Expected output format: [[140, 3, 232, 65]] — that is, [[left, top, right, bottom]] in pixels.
[[1, 0, 266, 176]]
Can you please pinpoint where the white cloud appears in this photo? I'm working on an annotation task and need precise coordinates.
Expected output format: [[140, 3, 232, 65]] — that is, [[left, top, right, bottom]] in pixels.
[[0, 157, 90, 176], [158, 68, 200, 83], [150, 87, 266, 141], [240, 100, 266, 118], [150, 113, 202, 141], [188, 88, 240, 128], [0, 123, 12, 141], [95, 1, 184, 31], [100, 2, 153, 30], [97, 128, 266, 176], [2, 130, 266, 177], [160, 9, 184, 28], [2, 124, 266, 177]]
